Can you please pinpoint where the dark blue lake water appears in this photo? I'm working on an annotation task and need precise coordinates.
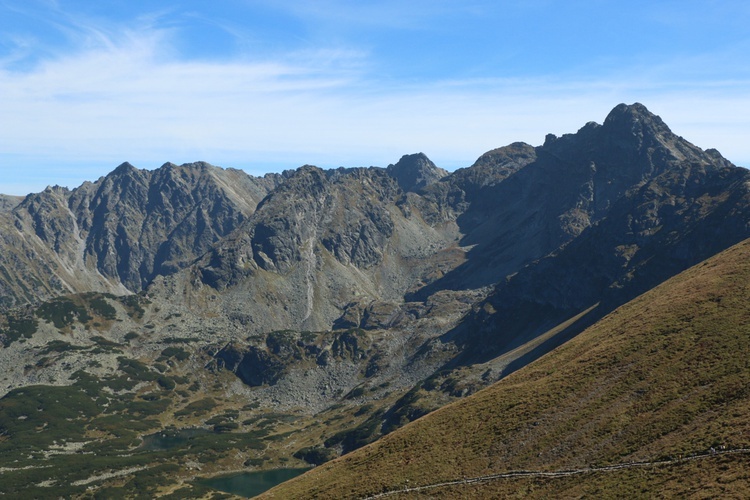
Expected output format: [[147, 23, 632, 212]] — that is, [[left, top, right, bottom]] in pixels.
[[200, 468, 311, 498]]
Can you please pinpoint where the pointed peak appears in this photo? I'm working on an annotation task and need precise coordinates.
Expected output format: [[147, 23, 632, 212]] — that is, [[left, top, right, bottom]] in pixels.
[[109, 162, 138, 176], [601, 102, 675, 145], [43, 184, 68, 194], [399, 152, 431, 163], [278, 164, 326, 186], [607, 102, 651, 118], [295, 164, 325, 176], [387, 152, 447, 192], [113, 161, 137, 174], [604, 102, 670, 129], [603, 103, 650, 123]]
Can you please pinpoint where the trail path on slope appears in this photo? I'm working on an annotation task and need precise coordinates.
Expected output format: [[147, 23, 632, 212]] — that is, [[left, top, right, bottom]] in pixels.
[[362, 448, 750, 499]]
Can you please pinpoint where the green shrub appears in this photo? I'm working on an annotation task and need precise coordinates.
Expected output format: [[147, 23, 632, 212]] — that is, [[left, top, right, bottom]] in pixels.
[[127, 399, 171, 417], [1, 313, 38, 345], [118, 295, 146, 319], [160, 346, 190, 361], [91, 336, 121, 347], [0, 385, 99, 449], [103, 375, 138, 391], [117, 357, 157, 382], [243, 457, 267, 467], [174, 398, 216, 417], [294, 446, 337, 465], [213, 422, 239, 433], [89, 295, 117, 320], [40, 340, 86, 354], [345, 386, 366, 400], [157, 376, 176, 391], [162, 337, 200, 344], [36, 297, 91, 329], [355, 403, 374, 417]]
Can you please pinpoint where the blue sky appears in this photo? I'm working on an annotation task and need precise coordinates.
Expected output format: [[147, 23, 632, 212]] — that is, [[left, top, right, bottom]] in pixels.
[[1, 1, 749, 195]]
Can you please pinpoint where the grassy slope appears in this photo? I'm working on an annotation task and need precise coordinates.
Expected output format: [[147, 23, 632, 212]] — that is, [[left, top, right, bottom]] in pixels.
[[263, 237, 750, 499]]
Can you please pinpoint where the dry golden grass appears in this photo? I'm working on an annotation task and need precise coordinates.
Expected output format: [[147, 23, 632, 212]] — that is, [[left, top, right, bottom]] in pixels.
[[398, 453, 750, 499], [262, 237, 750, 499]]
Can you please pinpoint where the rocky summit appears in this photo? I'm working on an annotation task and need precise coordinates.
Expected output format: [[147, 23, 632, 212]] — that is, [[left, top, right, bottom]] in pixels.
[[0, 103, 749, 498], [0, 162, 282, 309]]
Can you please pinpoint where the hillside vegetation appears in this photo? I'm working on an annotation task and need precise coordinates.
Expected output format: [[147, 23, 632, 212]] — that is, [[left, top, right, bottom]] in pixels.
[[264, 237, 750, 498]]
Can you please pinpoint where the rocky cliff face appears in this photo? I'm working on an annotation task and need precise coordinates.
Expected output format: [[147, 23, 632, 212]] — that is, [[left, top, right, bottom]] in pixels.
[[2, 102, 749, 405], [0, 162, 282, 309], [448, 103, 750, 365], [170, 163, 457, 333], [5, 103, 743, 341], [129, 104, 749, 372], [386, 153, 448, 193]]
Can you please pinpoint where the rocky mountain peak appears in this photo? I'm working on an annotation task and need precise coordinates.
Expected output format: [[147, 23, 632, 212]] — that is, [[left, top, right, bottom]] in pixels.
[[536, 102, 728, 199], [0, 161, 285, 309], [111, 161, 139, 176], [462, 142, 537, 186], [386, 153, 448, 192], [602, 102, 673, 139], [255, 165, 327, 210]]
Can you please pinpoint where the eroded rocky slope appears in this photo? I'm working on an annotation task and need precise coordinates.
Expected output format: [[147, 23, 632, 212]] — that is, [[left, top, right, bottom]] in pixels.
[[0, 162, 282, 309], [264, 236, 750, 499]]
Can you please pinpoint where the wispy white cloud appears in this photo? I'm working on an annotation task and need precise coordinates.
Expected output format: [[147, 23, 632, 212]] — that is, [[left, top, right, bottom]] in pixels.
[[0, 4, 749, 195]]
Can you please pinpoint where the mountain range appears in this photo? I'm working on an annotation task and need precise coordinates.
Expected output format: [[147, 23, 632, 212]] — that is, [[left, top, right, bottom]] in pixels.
[[265, 234, 750, 499], [0, 103, 748, 497]]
